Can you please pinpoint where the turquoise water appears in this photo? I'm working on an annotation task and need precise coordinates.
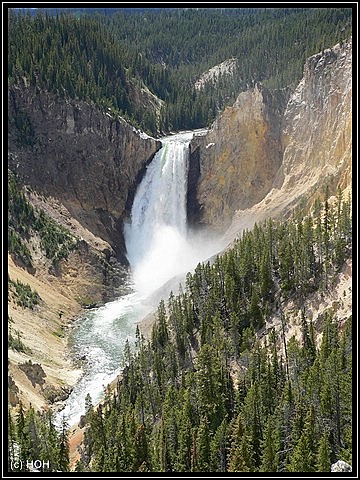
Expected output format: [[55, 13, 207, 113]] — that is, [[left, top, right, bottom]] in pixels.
[[57, 292, 152, 427]]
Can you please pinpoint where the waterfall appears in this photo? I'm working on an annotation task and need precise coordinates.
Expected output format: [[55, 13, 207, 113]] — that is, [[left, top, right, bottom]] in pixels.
[[124, 131, 195, 296], [57, 130, 223, 428]]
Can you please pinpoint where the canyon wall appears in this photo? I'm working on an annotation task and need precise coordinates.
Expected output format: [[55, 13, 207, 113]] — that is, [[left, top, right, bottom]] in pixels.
[[189, 85, 289, 229], [190, 38, 352, 237], [8, 86, 161, 262]]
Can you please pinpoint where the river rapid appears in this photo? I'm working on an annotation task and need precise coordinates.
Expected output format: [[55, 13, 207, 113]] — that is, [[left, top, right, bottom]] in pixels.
[[57, 130, 223, 427]]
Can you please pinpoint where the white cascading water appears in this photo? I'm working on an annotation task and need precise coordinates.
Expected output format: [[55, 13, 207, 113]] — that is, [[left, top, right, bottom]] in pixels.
[[124, 131, 194, 296], [56, 130, 223, 427]]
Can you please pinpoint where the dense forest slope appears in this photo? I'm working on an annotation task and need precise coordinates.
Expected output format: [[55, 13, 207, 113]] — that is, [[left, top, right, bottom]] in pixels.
[[70, 196, 353, 473]]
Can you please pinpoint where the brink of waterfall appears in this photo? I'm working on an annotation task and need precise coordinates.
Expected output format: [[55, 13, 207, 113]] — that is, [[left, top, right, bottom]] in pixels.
[[57, 131, 223, 428], [124, 131, 203, 297]]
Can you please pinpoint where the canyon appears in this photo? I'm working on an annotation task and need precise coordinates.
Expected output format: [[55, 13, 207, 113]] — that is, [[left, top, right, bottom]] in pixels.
[[7, 38, 352, 412]]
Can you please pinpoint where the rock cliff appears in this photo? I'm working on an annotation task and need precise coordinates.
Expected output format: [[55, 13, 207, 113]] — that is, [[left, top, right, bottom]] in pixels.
[[189, 85, 289, 229], [8, 85, 161, 262], [190, 39, 352, 237], [279, 38, 352, 191]]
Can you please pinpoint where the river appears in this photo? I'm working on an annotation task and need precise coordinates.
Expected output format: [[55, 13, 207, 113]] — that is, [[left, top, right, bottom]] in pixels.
[[57, 130, 223, 427]]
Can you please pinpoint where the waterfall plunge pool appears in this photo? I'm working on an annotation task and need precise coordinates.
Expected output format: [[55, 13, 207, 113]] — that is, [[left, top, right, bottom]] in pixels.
[[56, 129, 223, 427]]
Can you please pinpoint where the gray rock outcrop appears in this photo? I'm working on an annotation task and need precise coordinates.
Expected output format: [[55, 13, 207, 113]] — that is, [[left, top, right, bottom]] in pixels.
[[331, 460, 352, 472]]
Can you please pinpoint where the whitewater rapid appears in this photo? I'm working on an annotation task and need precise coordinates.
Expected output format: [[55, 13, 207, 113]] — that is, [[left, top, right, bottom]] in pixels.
[[57, 130, 222, 427]]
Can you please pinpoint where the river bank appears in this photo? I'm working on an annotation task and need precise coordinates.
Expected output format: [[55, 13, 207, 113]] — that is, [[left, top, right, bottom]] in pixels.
[[8, 254, 83, 412]]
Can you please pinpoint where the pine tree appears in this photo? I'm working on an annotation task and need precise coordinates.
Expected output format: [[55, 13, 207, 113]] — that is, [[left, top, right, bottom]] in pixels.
[[26, 406, 41, 467], [316, 432, 332, 472], [195, 344, 224, 431], [228, 433, 255, 472], [287, 430, 315, 472], [58, 415, 70, 472], [16, 401, 30, 471], [259, 415, 280, 472], [228, 413, 255, 472], [287, 406, 316, 472], [209, 417, 228, 472], [152, 300, 169, 349], [193, 417, 210, 472], [174, 389, 193, 472], [133, 424, 150, 471], [241, 382, 263, 468], [8, 410, 16, 471], [259, 249, 273, 301], [300, 308, 316, 368], [249, 288, 264, 330], [323, 186, 333, 289], [39, 410, 61, 472]]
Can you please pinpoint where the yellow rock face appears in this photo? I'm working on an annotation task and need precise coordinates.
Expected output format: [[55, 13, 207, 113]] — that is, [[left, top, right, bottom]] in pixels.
[[193, 84, 287, 230], [193, 39, 352, 233]]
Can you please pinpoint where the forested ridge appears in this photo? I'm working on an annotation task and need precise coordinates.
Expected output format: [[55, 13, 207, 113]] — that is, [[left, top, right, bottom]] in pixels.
[[10, 190, 351, 472], [8, 7, 352, 134]]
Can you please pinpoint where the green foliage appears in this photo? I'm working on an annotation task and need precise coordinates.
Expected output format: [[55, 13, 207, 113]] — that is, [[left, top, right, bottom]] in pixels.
[[287, 406, 317, 472], [8, 170, 36, 237], [259, 415, 280, 471], [108, 7, 352, 131], [316, 432, 332, 472], [9, 278, 40, 309], [8, 171, 77, 265], [14, 110, 35, 145], [8, 8, 352, 133], [52, 326, 65, 338], [8, 331, 25, 352], [9, 404, 70, 472], [8, 322, 30, 353], [81, 193, 351, 472], [34, 210, 77, 263], [8, 228, 33, 268]]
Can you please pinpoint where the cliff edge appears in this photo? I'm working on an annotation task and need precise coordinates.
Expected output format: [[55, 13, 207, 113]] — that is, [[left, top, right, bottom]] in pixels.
[[189, 39, 352, 238]]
